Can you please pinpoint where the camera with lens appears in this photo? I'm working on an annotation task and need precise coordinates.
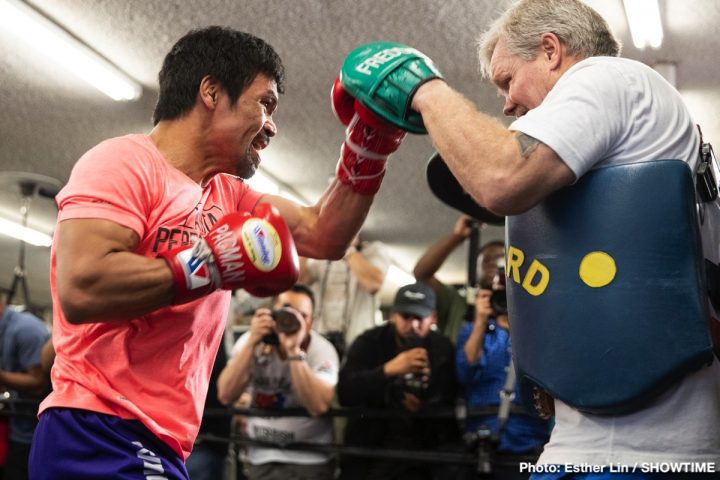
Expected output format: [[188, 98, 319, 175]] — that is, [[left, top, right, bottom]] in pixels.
[[262, 306, 301, 346], [398, 334, 429, 399], [466, 253, 507, 324], [401, 372, 429, 399]]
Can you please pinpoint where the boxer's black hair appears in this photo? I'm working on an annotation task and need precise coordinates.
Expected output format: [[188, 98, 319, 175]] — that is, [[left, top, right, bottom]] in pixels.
[[153, 26, 285, 125]]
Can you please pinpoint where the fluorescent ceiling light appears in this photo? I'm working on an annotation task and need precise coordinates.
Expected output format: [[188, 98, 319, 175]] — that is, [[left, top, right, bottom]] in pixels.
[[622, 0, 664, 49], [247, 169, 308, 205], [0, 0, 141, 101], [0, 217, 52, 247]]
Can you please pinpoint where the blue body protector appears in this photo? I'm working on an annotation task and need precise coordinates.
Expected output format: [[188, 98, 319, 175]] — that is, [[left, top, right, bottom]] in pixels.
[[506, 160, 714, 414]]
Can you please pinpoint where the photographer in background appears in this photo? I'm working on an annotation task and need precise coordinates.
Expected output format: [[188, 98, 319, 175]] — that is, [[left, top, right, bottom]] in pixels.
[[217, 284, 338, 480], [337, 282, 459, 480], [416, 215, 549, 478], [456, 262, 550, 480], [413, 215, 504, 343]]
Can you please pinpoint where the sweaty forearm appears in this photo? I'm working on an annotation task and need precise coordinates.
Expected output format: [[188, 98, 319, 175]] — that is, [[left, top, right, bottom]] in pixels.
[[415, 82, 577, 214], [264, 184, 372, 261], [55, 218, 176, 324], [413, 82, 520, 212], [302, 181, 373, 259], [58, 252, 175, 324]]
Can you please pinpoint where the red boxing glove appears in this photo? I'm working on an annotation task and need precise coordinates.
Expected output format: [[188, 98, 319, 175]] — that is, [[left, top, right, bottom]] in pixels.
[[160, 203, 299, 304], [331, 76, 407, 195], [331, 76, 355, 126]]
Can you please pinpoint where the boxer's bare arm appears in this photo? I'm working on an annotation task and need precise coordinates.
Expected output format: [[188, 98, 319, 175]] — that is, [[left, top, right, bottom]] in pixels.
[[258, 72, 402, 261], [55, 218, 175, 324], [259, 182, 372, 260]]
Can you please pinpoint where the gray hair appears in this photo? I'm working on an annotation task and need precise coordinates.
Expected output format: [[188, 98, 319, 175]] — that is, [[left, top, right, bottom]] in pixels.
[[478, 0, 621, 78]]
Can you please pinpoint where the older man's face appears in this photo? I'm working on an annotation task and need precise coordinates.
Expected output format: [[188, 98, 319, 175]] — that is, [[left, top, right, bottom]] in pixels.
[[490, 37, 553, 118]]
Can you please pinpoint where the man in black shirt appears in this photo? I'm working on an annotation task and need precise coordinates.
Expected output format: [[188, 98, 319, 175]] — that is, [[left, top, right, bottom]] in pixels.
[[337, 282, 459, 480]]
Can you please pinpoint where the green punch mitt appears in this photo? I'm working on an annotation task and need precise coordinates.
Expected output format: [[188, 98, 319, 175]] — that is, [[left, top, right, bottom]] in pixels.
[[340, 42, 443, 134]]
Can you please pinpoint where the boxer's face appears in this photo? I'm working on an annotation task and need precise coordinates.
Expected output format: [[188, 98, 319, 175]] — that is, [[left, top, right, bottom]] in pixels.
[[211, 73, 278, 179], [490, 37, 552, 118]]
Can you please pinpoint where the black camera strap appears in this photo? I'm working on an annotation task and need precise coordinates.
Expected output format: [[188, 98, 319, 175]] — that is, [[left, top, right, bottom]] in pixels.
[[696, 124, 718, 203]]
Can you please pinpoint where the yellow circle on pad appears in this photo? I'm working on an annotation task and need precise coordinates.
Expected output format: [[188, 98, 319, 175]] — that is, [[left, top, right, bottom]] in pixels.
[[579, 251, 616, 288]]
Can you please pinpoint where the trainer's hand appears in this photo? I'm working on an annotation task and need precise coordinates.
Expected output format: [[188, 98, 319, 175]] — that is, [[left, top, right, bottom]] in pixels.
[[340, 42, 443, 134], [160, 203, 299, 304], [384, 347, 429, 378]]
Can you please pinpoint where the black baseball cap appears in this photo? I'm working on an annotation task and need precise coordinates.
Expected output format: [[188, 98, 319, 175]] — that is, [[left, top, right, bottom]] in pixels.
[[392, 282, 436, 318]]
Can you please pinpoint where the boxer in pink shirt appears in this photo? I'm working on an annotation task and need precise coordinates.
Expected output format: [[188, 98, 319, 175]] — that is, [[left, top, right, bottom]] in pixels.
[[29, 26, 407, 480]]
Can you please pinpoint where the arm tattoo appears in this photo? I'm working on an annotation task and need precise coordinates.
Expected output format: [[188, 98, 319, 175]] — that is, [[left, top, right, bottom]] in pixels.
[[516, 132, 541, 159]]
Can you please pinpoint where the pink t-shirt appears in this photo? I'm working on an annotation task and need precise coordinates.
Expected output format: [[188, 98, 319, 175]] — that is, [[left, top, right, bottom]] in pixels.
[[39, 134, 263, 459]]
